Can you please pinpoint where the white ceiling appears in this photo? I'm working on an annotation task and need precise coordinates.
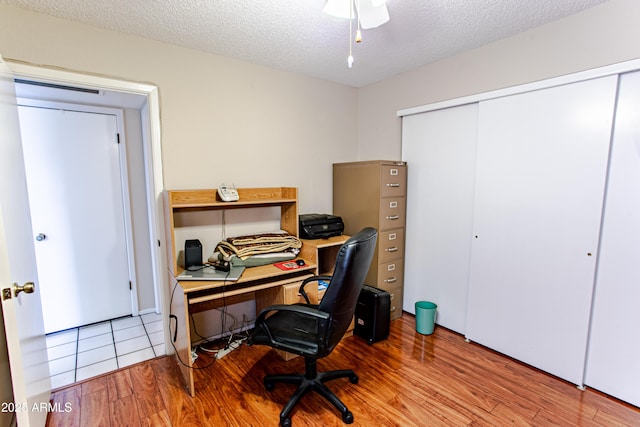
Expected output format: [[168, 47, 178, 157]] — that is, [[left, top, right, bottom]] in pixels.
[[3, 0, 609, 87]]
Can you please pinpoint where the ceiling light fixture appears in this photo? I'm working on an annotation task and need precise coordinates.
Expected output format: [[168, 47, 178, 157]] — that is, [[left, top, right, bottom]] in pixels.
[[323, 0, 390, 68]]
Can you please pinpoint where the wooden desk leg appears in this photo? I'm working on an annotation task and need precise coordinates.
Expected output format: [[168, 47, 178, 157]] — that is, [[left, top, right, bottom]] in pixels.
[[170, 284, 195, 396]]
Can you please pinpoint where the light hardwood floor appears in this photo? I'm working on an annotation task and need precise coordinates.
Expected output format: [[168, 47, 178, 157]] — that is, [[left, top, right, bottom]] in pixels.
[[46, 313, 640, 426]]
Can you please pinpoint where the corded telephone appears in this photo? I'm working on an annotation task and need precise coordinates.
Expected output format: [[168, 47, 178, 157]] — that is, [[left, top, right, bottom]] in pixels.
[[218, 183, 239, 202]]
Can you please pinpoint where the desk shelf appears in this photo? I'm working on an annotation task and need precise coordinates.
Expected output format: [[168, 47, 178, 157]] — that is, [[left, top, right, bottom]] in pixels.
[[164, 187, 309, 396], [165, 187, 299, 274], [300, 235, 350, 276], [167, 187, 297, 208]]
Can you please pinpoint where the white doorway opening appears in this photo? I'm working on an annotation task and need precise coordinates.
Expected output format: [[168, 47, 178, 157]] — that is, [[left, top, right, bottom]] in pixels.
[[8, 61, 168, 353]]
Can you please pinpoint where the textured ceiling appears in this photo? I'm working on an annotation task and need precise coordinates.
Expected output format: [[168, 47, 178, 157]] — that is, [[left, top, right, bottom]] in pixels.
[[2, 0, 609, 87]]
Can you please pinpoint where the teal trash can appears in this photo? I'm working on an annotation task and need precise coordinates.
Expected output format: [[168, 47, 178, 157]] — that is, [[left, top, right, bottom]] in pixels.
[[415, 301, 437, 335]]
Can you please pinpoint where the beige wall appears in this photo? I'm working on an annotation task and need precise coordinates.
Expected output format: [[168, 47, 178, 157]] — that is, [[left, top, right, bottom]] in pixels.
[[357, 0, 640, 161], [0, 5, 358, 215], [5, 2, 639, 208]]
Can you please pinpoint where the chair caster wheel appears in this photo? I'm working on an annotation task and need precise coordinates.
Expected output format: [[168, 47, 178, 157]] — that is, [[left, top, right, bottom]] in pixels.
[[280, 416, 291, 427], [265, 380, 275, 391], [342, 410, 354, 424], [349, 374, 359, 384]]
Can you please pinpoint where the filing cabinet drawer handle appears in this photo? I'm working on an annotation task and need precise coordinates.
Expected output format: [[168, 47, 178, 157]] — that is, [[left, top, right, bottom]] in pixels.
[[384, 277, 397, 283], [386, 215, 400, 220], [386, 183, 400, 187], [385, 246, 398, 253], [390, 306, 396, 312], [390, 293, 395, 300]]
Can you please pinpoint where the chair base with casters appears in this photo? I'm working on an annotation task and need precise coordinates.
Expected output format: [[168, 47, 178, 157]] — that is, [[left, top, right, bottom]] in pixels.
[[248, 227, 378, 427], [265, 357, 357, 427]]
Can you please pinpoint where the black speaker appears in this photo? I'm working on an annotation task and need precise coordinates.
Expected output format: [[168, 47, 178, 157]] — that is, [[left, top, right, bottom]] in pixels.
[[354, 285, 390, 344], [184, 239, 202, 269]]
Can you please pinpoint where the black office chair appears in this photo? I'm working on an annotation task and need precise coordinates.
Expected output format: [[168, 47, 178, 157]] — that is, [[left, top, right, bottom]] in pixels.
[[248, 227, 378, 427]]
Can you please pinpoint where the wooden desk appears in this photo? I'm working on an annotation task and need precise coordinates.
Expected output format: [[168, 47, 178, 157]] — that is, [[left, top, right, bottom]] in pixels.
[[163, 188, 352, 395], [169, 261, 316, 396]]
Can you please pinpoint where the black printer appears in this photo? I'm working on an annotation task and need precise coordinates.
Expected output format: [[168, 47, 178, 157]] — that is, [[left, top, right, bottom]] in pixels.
[[299, 214, 344, 239]]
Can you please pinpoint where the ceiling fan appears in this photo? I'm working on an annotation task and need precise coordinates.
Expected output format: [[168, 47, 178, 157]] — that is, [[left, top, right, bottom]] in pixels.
[[323, 0, 390, 29], [323, 0, 390, 68]]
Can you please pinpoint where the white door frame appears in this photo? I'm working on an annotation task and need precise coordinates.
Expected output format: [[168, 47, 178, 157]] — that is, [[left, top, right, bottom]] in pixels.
[[7, 61, 169, 343]]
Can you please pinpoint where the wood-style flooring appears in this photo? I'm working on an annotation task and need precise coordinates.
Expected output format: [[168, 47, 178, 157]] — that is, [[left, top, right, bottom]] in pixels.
[[46, 313, 640, 426]]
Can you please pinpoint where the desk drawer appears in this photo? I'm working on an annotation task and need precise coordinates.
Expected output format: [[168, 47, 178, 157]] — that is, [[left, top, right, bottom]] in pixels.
[[283, 281, 320, 305], [379, 197, 406, 230], [378, 229, 405, 263]]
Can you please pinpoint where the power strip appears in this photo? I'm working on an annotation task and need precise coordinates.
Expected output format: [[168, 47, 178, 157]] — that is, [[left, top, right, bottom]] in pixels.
[[193, 324, 253, 348], [216, 338, 244, 360]]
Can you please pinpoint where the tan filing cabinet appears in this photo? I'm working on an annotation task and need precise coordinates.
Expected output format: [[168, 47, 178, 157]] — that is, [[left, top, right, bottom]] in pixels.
[[333, 160, 407, 320]]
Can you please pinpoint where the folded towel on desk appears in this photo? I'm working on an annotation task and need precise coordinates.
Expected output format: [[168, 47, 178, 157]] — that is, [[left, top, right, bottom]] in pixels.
[[213, 232, 302, 262]]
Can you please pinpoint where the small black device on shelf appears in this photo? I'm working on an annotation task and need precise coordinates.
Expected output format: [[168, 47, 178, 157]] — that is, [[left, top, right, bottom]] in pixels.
[[184, 239, 203, 270]]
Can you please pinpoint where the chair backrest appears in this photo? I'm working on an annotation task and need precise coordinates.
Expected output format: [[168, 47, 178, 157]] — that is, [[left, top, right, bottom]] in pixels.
[[318, 227, 377, 352]]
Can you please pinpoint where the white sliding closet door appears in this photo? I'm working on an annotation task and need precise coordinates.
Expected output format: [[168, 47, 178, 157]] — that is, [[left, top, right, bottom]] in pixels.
[[466, 76, 617, 385], [402, 103, 478, 333], [585, 71, 640, 406]]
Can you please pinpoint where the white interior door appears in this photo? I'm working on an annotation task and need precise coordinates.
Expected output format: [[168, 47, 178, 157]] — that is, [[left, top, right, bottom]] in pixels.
[[0, 55, 50, 427], [465, 75, 618, 385], [18, 104, 132, 333]]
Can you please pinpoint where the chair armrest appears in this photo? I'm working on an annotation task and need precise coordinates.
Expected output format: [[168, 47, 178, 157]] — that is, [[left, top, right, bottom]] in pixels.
[[255, 303, 330, 324], [298, 275, 332, 304], [254, 304, 331, 346]]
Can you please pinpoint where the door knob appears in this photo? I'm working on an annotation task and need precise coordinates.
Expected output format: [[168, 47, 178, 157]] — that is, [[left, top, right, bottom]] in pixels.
[[35, 233, 46, 241], [14, 282, 35, 297]]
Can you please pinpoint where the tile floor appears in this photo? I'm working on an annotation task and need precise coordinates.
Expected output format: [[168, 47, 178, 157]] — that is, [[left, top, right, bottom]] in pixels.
[[45, 312, 166, 389]]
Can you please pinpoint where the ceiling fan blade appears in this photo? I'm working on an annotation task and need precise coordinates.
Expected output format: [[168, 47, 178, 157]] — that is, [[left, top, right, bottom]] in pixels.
[[356, 0, 390, 29]]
